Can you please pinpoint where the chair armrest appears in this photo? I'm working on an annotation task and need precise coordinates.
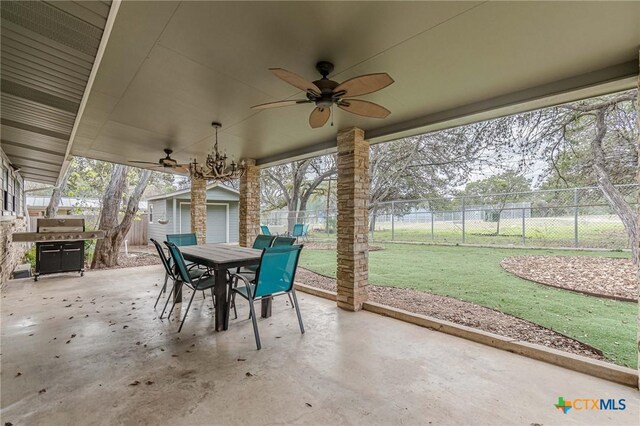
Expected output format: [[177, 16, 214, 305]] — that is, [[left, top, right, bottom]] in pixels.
[[231, 273, 252, 287]]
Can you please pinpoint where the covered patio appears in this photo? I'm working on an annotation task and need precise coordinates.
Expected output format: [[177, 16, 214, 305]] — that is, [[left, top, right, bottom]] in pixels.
[[2, 266, 638, 424], [1, 0, 639, 423]]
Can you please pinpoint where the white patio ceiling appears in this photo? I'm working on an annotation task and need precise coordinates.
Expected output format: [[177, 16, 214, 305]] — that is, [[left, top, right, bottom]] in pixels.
[[2, 1, 638, 184]]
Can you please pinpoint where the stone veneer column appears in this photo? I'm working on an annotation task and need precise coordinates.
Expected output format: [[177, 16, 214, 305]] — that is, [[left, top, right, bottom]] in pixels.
[[336, 127, 369, 311], [239, 159, 260, 247], [190, 175, 207, 244]]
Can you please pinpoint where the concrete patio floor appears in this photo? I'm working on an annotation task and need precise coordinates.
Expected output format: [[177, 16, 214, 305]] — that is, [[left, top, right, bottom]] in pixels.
[[1, 265, 638, 425]]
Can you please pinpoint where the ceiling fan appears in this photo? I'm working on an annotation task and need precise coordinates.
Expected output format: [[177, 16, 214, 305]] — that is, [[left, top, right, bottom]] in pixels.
[[251, 61, 394, 128], [128, 148, 189, 173]]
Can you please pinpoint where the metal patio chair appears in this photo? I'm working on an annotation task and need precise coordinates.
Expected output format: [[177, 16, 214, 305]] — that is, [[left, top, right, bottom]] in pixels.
[[150, 239, 208, 317], [290, 223, 308, 242], [228, 244, 305, 350], [166, 233, 198, 246], [150, 238, 206, 319], [272, 236, 296, 246], [234, 235, 295, 313], [164, 241, 217, 333], [260, 225, 275, 236]]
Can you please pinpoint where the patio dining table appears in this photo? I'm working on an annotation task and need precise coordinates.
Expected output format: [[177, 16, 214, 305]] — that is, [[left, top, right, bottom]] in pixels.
[[178, 244, 267, 331]]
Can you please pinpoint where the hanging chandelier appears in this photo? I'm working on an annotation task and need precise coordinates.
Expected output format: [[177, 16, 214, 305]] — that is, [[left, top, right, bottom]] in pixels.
[[190, 122, 245, 181]]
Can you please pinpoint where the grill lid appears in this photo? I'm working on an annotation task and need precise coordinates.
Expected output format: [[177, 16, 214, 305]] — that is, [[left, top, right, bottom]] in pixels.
[[37, 218, 84, 233]]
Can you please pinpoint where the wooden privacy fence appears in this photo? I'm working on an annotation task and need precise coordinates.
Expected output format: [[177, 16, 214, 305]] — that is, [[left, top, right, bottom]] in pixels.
[[29, 213, 149, 246]]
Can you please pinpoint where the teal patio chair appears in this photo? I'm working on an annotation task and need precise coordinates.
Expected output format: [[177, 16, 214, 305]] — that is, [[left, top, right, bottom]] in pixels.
[[228, 245, 305, 350], [166, 233, 198, 246], [150, 239, 207, 318], [164, 242, 217, 333], [236, 235, 295, 310], [260, 225, 273, 236], [291, 223, 307, 242], [272, 236, 296, 246], [164, 232, 208, 296]]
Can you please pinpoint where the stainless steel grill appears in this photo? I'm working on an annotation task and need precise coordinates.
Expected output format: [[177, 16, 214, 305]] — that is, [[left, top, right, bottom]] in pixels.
[[13, 218, 105, 281]]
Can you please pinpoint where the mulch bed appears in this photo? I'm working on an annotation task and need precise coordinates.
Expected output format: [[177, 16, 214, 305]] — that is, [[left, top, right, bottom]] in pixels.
[[89, 248, 162, 270], [295, 268, 605, 361], [500, 256, 637, 302]]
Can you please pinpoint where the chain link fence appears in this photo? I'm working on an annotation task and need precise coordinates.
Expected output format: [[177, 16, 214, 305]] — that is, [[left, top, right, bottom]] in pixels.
[[260, 184, 637, 250]]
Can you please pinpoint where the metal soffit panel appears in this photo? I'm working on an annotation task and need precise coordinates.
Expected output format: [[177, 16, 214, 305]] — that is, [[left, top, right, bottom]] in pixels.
[[0, 0, 111, 184]]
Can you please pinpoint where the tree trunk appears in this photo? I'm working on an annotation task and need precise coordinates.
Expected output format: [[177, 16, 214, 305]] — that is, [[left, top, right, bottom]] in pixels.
[[287, 194, 299, 234], [369, 204, 378, 232], [91, 166, 151, 269], [45, 169, 70, 218], [592, 108, 638, 263], [496, 213, 501, 235]]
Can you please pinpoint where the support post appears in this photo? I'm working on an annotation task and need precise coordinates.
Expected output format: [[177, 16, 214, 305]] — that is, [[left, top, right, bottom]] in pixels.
[[574, 188, 579, 248], [336, 127, 369, 311], [190, 175, 207, 244], [239, 159, 260, 248], [391, 201, 395, 241], [431, 210, 435, 241], [461, 197, 466, 243], [522, 207, 526, 246]]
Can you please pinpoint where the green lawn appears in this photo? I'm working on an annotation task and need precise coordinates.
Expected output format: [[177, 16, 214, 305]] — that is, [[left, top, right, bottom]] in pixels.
[[299, 244, 637, 368]]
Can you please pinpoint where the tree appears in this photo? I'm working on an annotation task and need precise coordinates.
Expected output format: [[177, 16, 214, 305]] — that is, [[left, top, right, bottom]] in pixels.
[[507, 90, 638, 260], [91, 165, 152, 268], [44, 168, 70, 218], [463, 171, 531, 235], [368, 121, 512, 230], [262, 156, 336, 232]]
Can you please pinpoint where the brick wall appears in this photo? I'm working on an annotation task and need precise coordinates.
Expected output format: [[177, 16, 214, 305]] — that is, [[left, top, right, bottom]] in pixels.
[[239, 159, 260, 247], [336, 127, 369, 311], [0, 217, 28, 288]]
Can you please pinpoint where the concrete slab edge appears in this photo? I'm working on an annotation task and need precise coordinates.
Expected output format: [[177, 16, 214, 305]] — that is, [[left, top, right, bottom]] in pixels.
[[293, 283, 638, 388]]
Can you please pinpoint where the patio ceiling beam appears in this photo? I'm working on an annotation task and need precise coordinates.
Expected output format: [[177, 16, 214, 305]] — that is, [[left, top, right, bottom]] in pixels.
[[256, 61, 637, 168]]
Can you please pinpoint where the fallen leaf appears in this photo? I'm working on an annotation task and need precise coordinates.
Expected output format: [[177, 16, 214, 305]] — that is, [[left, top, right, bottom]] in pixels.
[[237, 358, 246, 362], [15, 372, 22, 377], [38, 389, 46, 394], [71, 334, 76, 338], [145, 380, 154, 385], [305, 402, 312, 407], [68, 316, 74, 320], [245, 372, 253, 377], [129, 381, 140, 386], [66, 340, 71, 344]]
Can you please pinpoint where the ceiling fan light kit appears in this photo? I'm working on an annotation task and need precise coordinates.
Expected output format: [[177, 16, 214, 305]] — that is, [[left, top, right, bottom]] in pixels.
[[189, 122, 246, 182], [252, 61, 394, 128]]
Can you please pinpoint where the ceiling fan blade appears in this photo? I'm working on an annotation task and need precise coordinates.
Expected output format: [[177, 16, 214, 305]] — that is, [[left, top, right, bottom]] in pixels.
[[333, 73, 394, 98], [338, 99, 391, 119], [269, 68, 321, 96], [128, 161, 160, 165], [309, 107, 330, 128], [251, 99, 312, 109]]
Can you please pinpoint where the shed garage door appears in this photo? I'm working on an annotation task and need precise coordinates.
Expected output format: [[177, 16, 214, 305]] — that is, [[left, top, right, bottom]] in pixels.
[[179, 203, 228, 243]]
